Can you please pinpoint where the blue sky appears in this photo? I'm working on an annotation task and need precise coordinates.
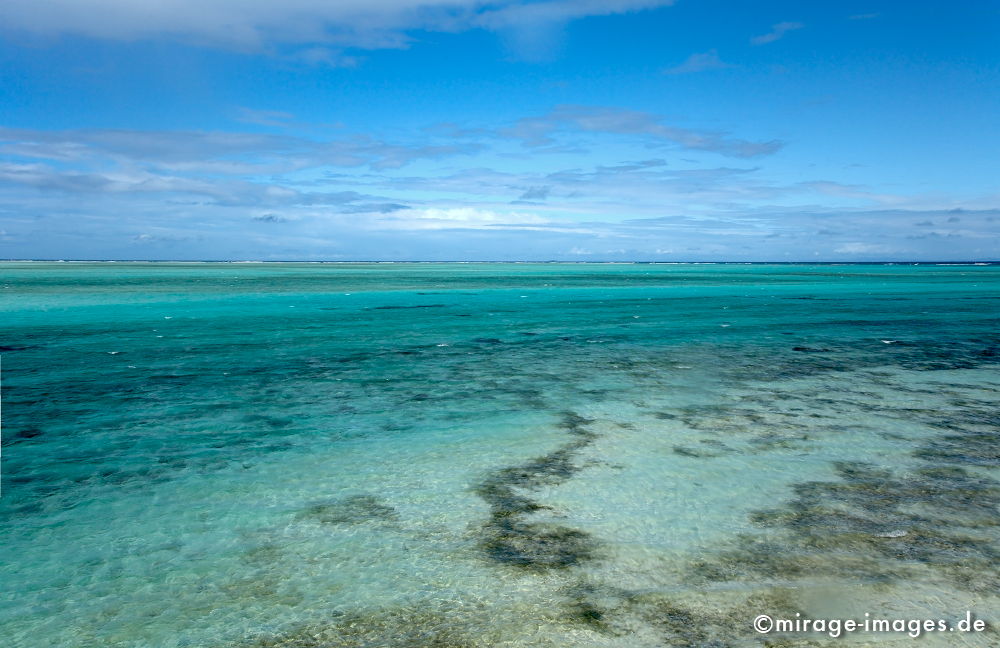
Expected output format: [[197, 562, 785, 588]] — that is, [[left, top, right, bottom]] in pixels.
[[0, 0, 997, 261]]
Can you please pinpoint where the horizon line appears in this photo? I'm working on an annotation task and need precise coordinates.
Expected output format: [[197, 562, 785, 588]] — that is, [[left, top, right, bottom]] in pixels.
[[2, 259, 998, 265]]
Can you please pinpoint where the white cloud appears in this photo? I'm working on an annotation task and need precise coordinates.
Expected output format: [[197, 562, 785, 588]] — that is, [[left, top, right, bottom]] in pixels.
[[472, 0, 675, 60], [288, 47, 361, 67], [750, 21, 803, 46], [0, 0, 674, 54], [382, 206, 549, 229], [663, 50, 734, 75], [834, 242, 892, 254]]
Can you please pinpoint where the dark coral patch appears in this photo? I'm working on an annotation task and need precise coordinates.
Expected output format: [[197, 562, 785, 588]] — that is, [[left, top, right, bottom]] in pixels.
[[697, 460, 1000, 593], [298, 495, 399, 525], [915, 432, 1000, 466], [474, 411, 601, 571], [482, 520, 596, 570]]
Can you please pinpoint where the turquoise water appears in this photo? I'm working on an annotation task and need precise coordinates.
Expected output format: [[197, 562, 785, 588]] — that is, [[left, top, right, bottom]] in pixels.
[[1, 262, 998, 647]]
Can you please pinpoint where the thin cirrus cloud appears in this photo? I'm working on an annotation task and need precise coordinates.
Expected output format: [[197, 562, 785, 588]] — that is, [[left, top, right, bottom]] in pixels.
[[0, 126, 482, 173], [2, 107, 996, 260], [234, 108, 297, 127], [331, 160, 930, 226], [750, 21, 803, 45], [0, 108, 784, 223], [2, 141, 997, 261], [287, 47, 362, 68], [0, 98, 786, 185], [663, 49, 735, 75], [3, 111, 987, 221], [0, 101, 782, 192], [496, 105, 783, 158]]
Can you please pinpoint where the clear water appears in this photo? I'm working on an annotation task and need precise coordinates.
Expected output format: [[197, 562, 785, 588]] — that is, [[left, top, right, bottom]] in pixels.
[[1, 262, 998, 647]]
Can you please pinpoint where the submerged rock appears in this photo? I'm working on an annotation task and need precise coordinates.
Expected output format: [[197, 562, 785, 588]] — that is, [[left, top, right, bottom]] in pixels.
[[474, 411, 601, 571], [481, 521, 596, 570], [298, 494, 399, 525]]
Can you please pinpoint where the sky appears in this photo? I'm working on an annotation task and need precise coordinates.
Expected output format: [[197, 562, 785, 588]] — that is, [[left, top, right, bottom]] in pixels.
[[0, 0, 997, 261]]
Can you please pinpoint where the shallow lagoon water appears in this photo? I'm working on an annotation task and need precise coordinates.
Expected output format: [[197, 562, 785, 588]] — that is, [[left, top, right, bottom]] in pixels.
[[1, 262, 998, 647]]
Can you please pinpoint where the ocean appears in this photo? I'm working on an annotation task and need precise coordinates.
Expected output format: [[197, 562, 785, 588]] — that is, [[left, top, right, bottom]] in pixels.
[[1, 262, 998, 647]]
